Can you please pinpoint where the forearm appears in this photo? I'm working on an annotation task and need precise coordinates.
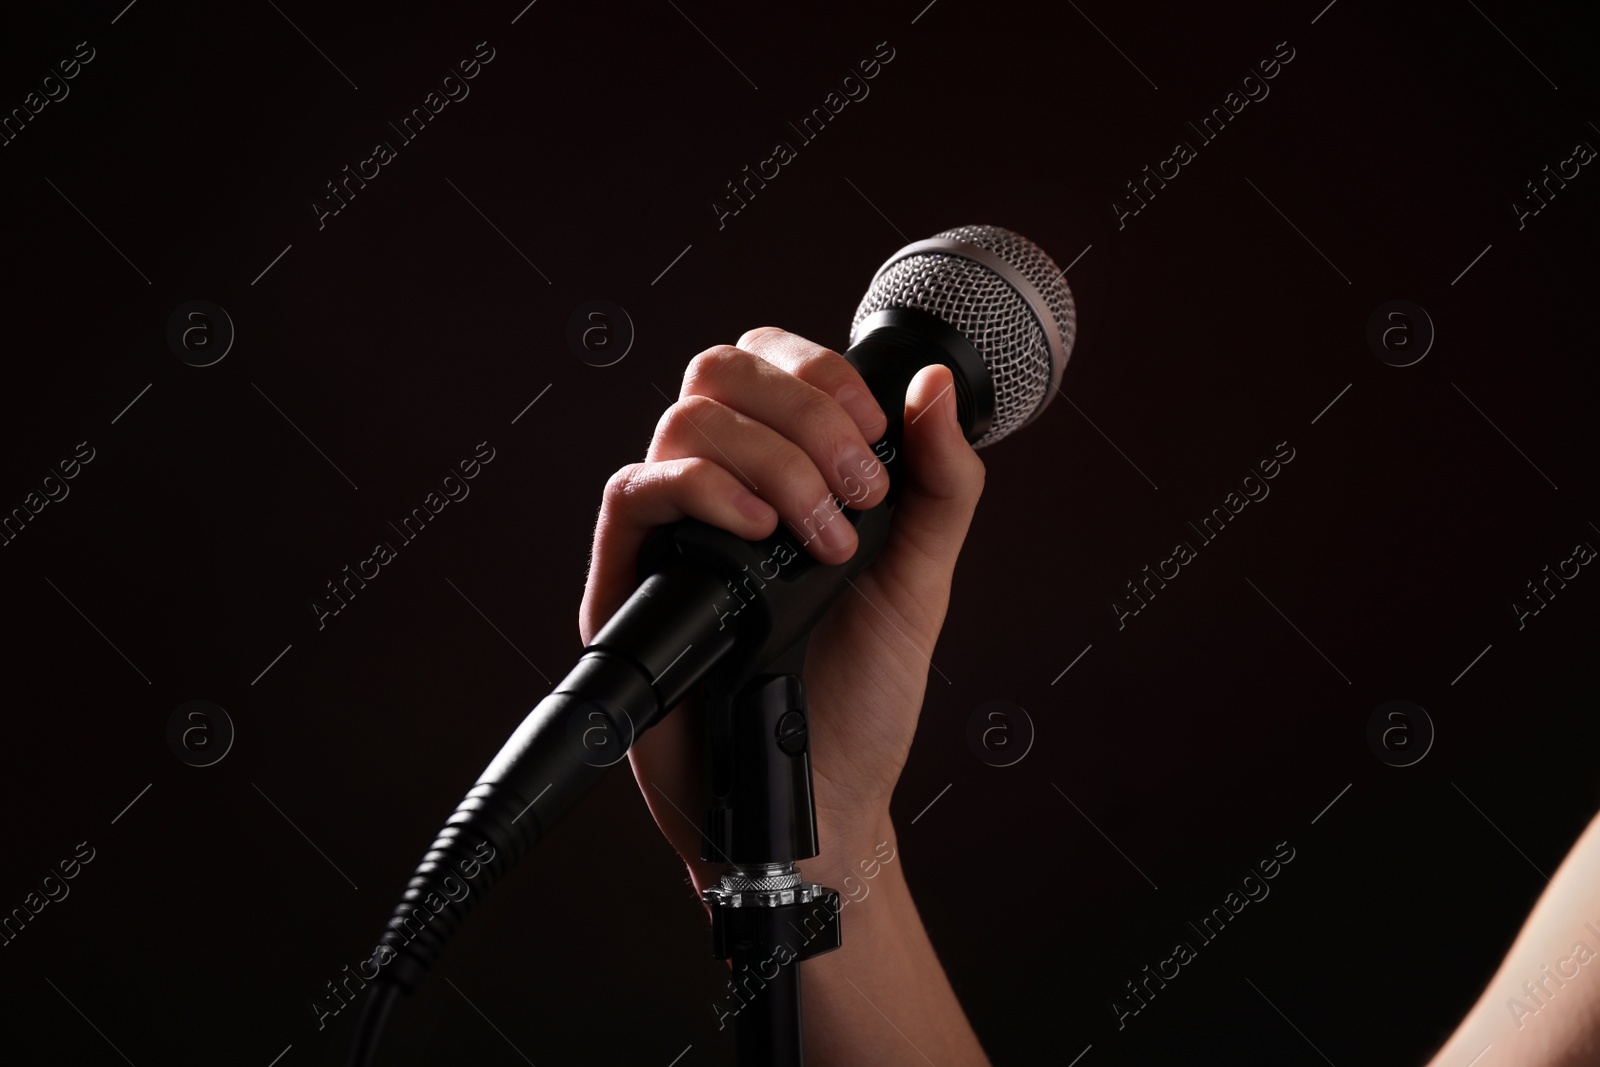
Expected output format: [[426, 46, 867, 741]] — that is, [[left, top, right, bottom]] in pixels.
[[1428, 811, 1600, 1066], [791, 813, 991, 1067]]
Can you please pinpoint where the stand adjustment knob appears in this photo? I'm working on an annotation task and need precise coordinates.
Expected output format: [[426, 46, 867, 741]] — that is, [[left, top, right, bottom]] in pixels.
[[775, 710, 807, 755]]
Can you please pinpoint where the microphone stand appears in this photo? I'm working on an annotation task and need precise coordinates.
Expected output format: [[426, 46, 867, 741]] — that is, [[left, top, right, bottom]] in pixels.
[[699, 633, 841, 1067], [650, 316, 976, 1062], [637, 455, 913, 1065]]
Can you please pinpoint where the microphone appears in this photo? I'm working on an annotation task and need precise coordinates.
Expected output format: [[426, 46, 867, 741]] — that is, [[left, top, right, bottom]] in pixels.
[[347, 225, 1076, 1064]]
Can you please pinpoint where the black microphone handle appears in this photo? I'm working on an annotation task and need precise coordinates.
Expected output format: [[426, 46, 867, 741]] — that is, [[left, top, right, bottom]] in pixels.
[[358, 309, 993, 1004], [365, 558, 738, 994]]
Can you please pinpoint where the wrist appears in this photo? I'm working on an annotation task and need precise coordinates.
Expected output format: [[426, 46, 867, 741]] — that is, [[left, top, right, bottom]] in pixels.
[[800, 809, 900, 897]]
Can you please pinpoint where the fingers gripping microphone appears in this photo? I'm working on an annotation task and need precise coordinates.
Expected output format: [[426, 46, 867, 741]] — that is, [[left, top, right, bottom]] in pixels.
[[347, 226, 1076, 1065]]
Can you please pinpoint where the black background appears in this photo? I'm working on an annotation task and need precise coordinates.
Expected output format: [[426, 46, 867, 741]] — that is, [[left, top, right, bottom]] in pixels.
[[1, 1, 1597, 1064]]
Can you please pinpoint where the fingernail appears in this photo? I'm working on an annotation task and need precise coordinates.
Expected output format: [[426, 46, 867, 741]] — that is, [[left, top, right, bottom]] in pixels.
[[733, 488, 774, 522], [810, 498, 857, 557], [835, 385, 885, 435], [836, 443, 882, 502]]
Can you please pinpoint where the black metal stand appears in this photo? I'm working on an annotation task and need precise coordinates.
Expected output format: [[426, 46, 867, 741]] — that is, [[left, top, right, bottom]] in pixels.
[[700, 636, 841, 1066], [631, 336, 952, 1061]]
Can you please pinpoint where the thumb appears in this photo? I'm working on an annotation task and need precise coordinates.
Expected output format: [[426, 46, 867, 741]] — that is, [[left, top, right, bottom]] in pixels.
[[866, 364, 986, 617]]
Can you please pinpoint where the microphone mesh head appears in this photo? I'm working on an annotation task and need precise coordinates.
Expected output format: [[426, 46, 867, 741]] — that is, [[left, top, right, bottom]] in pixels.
[[850, 225, 1077, 449]]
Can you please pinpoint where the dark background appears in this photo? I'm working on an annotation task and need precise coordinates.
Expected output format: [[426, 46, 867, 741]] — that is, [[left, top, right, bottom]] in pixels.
[[2, 1, 1596, 1064]]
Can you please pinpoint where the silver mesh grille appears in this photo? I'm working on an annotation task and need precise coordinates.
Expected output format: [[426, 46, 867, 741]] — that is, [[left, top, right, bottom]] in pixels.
[[850, 225, 1077, 449]]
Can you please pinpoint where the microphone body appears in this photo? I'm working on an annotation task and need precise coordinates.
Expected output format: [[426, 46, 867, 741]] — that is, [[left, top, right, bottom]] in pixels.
[[370, 308, 983, 992], [352, 226, 1077, 1060]]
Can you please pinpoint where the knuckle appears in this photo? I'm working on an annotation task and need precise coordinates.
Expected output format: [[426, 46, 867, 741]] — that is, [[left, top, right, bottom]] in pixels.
[[653, 393, 719, 447], [796, 390, 845, 434], [736, 325, 785, 351], [678, 392, 722, 418], [683, 345, 744, 391], [676, 454, 722, 489], [773, 447, 826, 501], [795, 395, 861, 468], [650, 407, 676, 448], [793, 351, 853, 392], [602, 463, 647, 504], [954, 451, 987, 498]]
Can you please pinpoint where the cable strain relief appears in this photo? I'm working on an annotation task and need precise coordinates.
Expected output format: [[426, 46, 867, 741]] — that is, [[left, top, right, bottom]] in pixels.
[[370, 781, 538, 993]]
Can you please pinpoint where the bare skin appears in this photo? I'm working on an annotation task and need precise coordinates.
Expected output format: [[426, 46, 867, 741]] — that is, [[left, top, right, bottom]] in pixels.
[[575, 326, 1600, 1066], [1428, 811, 1600, 1067], [579, 327, 992, 1066]]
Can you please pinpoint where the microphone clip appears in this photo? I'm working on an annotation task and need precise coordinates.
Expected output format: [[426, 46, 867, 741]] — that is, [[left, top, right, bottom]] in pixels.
[[698, 633, 841, 1066]]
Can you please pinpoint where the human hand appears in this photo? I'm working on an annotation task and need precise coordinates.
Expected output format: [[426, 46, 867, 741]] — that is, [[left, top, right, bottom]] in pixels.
[[578, 326, 986, 893]]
